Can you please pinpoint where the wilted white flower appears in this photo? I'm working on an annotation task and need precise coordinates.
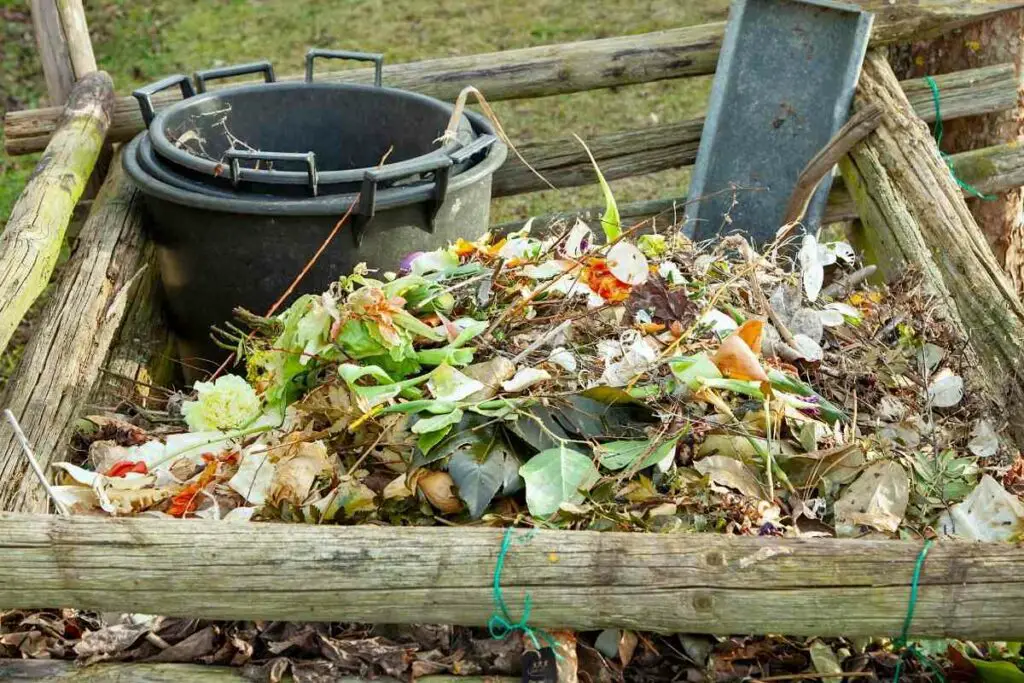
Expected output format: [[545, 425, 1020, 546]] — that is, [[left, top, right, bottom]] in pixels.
[[181, 375, 261, 432]]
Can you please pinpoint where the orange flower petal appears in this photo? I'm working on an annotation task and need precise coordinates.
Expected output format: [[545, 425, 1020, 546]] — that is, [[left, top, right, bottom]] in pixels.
[[712, 334, 770, 383], [736, 319, 764, 355]]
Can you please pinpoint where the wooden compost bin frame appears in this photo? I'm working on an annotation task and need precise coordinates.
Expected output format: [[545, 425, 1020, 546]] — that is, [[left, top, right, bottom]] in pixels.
[[3, 4, 1024, 675]]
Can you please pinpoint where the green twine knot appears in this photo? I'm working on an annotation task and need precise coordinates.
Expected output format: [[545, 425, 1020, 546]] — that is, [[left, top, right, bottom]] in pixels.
[[489, 528, 560, 655], [892, 540, 946, 683], [923, 75, 996, 201]]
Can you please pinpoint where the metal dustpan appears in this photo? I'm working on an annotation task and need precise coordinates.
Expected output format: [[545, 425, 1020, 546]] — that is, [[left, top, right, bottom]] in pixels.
[[683, 0, 873, 245]]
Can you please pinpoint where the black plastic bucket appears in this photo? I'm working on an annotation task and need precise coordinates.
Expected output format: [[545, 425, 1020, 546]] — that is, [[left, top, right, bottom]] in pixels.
[[122, 127, 506, 373], [133, 51, 474, 197]]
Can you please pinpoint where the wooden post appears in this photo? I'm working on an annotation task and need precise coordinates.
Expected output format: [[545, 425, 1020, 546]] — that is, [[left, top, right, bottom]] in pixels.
[[891, 11, 1024, 292], [0, 71, 113, 356], [55, 0, 96, 79], [30, 0, 73, 106], [0, 159, 167, 514], [1, 515, 1023, 639], [839, 51, 1024, 444]]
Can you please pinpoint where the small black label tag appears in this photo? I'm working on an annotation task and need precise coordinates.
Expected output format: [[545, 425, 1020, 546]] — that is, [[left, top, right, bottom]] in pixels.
[[521, 647, 558, 683]]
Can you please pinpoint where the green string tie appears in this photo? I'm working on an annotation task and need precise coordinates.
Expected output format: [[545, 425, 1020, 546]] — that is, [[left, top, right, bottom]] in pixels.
[[923, 75, 996, 201], [489, 528, 560, 654], [892, 540, 946, 683]]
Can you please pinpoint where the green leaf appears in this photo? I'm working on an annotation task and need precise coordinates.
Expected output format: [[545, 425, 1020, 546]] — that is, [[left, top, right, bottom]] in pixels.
[[597, 440, 651, 471], [336, 320, 388, 359], [598, 438, 678, 471], [669, 354, 722, 390], [380, 400, 458, 415], [701, 377, 765, 399], [363, 353, 423, 379], [415, 347, 475, 367], [339, 363, 395, 386], [417, 424, 453, 455], [971, 659, 1024, 683], [519, 445, 600, 517], [767, 369, 848, 424], [428, 363, 485, 401], [448, 443, 508, 519], [412, 408, 465, 434], [393, 310, 445, 342], [575, 134, 620, 241]]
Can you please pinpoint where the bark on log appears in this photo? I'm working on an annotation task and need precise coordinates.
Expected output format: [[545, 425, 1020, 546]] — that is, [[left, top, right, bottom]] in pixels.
[[0, 160, 160, 514], [493, 139, 1024, 232], [5, 3, 1023, 155], [0, 515, 1022, 639], [891, 12, 1024, 293], [838, 51, 1024, 443], [491, 65, 1015, 197], [0, 660, 516, 683], [0, 72, 114, 355]]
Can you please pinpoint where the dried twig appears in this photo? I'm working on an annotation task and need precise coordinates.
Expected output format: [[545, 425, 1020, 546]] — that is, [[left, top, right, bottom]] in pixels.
[[822, 264, 878, 299], [3, 409, 70, 516], [779, 104, 883, 237]]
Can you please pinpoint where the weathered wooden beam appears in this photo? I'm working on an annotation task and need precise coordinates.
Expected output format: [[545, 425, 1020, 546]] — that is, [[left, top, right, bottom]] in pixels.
[[0, 72, 114, 355], [492, 64, 1015, 197], [839, 51, 1024, 444], [494, 139, 1024, 232], [0, 514, 1022, 639], [0, 660, 254, 682], [54, 0, 96, 80], [30, 0, 74, 106], [0, 160, 159, 514], [5, 3, 1021, 155], [0, 660, 515, 683]]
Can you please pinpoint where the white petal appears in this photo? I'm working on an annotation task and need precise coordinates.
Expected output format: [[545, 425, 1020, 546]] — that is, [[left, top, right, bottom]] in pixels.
[[658, 261, 686, 285], [799, 234, 824, 302], [547, 347, 578, 373], [523, 260, 569, 279], [563, 219, 594, 258], [606, 241, 649, 286], [699, 309, 738, 335], [818, 308, 845, 327], [501, 367, 553, 393], [792, 334, 824, 362], [928, 369, 963, 408]]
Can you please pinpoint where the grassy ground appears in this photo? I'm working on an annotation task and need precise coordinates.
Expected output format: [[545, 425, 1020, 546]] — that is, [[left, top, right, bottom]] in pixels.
[[1, 0, 723, 227]]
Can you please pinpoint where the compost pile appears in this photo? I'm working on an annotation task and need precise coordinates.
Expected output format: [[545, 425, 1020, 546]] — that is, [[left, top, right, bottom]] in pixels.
[[49, 192, 1024, 541], [7, 185, 1024, 681]]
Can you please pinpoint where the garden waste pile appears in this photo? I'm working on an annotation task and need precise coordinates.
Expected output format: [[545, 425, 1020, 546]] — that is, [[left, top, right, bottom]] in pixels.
[[49, 203, 1023, 542]]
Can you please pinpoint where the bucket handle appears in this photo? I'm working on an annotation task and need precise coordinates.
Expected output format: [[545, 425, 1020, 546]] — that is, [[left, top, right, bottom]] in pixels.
[[194, 60, 276, 93], [449, 134, 498, 165], [222, 149, 319, 196], [132, 75, 196, 128], [353, 155, 454, 247], [305, 49, 384, 87]]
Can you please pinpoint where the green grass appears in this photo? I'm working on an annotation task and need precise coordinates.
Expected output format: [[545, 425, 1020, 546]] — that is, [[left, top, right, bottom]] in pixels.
[[1, 0, 723, 227]]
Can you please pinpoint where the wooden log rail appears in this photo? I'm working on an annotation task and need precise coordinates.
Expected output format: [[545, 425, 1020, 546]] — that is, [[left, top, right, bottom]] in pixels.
[[4, 1, 1022, 155], [0, 71, 114, 354], [492, 64, 1016, 197], [0, 514, 1022, 640], [0, 158, 172, 514], [495, 138, 1024, 232], [0, 661, 514, 682]]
